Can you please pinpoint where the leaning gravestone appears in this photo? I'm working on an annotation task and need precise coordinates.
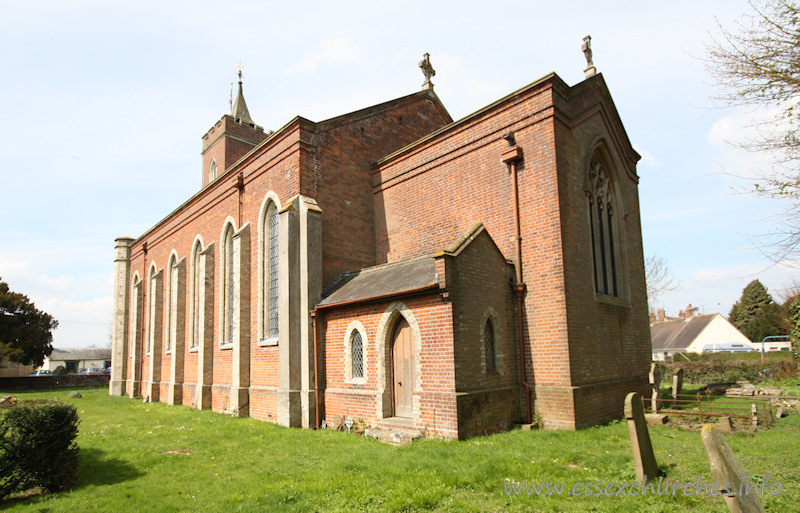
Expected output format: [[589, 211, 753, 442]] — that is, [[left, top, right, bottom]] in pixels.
[[649, 363, 662, 413], [672, 368, 684, 409], [624, 392, 659, 482], [701, 425, 766, 513]]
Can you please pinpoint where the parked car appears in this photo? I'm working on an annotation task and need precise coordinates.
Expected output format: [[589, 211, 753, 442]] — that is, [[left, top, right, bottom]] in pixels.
[[79, 367, 103, 375], [29, 369, 52, 377], [101, 367, 111, 375]]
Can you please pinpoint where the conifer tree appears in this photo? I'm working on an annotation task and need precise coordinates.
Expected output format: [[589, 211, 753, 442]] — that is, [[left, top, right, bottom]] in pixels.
[[728, 279, 784, 342]]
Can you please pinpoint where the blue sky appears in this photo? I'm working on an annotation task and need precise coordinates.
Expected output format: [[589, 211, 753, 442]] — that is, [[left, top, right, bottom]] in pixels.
[[2, 1, 798, 348]]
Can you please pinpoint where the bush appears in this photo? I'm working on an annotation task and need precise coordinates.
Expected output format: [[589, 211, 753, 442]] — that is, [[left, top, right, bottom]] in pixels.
[[0, 399, 79, 499], [52, 365, 67, 376], [663, 352, 797, 383]]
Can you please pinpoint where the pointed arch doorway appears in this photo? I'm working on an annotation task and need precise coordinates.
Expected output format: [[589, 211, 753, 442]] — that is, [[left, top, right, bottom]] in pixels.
[[391, 318, 414, 418]]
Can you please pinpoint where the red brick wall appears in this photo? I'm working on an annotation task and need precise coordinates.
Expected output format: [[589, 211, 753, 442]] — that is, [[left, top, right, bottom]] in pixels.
[[319, 292, 459, 439], [374, 75, 650, 429], [445, 228, 520, 437], [311, 91, 452, 286]]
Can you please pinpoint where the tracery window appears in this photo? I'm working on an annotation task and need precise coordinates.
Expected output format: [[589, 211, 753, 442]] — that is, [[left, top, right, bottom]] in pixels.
[[588, 151, 619, 297], [147, 266, 159, 354]]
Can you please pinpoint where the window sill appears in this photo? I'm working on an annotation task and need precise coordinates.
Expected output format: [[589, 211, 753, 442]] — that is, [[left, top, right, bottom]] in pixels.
[[188, 346, 199, 353], [346, 377, 367, 386], [594, 293, 631, 308], [165, 350, 172, 355], [219, 343, 234, 351], [258, 336, 279, 347]]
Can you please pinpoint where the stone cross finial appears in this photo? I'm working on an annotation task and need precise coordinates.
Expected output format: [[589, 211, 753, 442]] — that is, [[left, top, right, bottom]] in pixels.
[[582, 35, 596, 79], [419, 52, 435, 90]]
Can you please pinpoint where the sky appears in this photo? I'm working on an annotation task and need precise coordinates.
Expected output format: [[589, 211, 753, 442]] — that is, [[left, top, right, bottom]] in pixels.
[[2, 0, 799, 348]]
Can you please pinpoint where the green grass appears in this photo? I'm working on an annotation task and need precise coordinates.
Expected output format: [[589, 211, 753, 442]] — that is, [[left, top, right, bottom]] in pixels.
[[1, 387, 799, 512]]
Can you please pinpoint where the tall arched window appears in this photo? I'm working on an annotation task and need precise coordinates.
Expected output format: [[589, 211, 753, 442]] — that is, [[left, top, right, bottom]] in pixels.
[[147, 265, 159, 354], [266, 204, 279, 339], [166, 254, 179, 353], [484, 319, 497, 374], [588, 150, 619, 297], [209, 159, 217, 181], [190, 240, 202, 349], [130, 273, 142, 357], [222, 223, 236, 345], [258, 195, 281, 344]]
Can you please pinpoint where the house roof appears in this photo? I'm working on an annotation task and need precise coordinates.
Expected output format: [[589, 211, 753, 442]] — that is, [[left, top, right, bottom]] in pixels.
[[650, 314, 716, 351], [49, 347, 111, 362]]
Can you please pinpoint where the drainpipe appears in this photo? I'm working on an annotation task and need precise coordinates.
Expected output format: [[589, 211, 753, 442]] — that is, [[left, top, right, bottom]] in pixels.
[[502, 132, 532, 425], [311, 309, 322, 429]]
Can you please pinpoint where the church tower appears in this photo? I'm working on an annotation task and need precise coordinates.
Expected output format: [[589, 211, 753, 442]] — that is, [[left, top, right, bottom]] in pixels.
[[201, 71, 268, 187]]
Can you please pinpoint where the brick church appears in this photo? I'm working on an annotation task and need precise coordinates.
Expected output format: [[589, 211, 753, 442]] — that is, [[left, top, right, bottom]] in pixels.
[[110, 51, 651, 439]]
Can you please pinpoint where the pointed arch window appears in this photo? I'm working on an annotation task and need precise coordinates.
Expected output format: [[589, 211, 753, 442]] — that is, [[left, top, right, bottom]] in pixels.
[[484, 319, 497, 374], [209, 159, 217, 181], [588, 151, 619, 297], [260, 202, 280, 341]]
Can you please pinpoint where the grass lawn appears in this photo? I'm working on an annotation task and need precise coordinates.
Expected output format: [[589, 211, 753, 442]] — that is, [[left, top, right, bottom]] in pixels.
[[1, 387, 798, 512]]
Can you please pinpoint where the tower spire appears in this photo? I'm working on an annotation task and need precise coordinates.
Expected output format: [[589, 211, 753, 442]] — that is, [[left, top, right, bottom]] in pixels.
[[231, 65, 255, 126]]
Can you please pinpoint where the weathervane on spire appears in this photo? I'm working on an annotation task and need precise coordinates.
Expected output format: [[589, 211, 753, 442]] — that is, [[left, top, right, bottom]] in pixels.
[[419, 52, 435, 90], [582, 36, 596, 79]]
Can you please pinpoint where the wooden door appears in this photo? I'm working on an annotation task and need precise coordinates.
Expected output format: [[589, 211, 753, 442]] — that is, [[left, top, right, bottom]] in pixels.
[[392, 319, 413, 418]]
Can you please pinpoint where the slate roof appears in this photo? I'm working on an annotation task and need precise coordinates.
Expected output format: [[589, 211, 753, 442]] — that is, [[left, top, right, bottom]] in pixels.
[[49, 347, 111, 362], [650, 314, 716, 351], [318, 256, 437, 308]]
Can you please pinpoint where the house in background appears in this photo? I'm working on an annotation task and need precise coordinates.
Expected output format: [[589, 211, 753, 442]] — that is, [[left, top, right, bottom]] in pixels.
[[42, 348, 112, 373], [650, 304, 754, 361]]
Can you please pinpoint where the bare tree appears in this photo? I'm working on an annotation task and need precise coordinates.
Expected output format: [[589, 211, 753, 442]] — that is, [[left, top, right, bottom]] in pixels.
[[706, 0, 800, 261], [645, 255, 680, 313]]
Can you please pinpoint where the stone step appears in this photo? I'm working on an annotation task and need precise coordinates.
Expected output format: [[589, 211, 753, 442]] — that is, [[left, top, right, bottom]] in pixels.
[[365, 426, 423, 446]]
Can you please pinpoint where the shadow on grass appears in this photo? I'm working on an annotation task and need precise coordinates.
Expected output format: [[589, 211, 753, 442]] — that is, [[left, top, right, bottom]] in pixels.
[[0, 449, 143, 508], [79, 447, 144, 486]]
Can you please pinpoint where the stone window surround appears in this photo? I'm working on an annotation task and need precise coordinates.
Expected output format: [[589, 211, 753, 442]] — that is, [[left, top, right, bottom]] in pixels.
[[220, 219, 237, 349], [479, 306, 502, 375], [188, 237, 204, 353], [343, 320, 368, 385], [585, 141, 631, 307], [209, 158, 217, 181], [146, 263, 162, 356], [129, 272, 142, 359], [164, 251, 180, 355], [257, 191, 281, 347]]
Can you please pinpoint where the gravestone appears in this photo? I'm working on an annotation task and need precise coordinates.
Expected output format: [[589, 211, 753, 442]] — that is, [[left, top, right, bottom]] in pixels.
[[672, 368, 684, 409], [718, 416, 733, 433], [649, 363, 662, 413], [701, 425, 766, 513], [624, 392, 659, 482], [751, 404, 758, 429]]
